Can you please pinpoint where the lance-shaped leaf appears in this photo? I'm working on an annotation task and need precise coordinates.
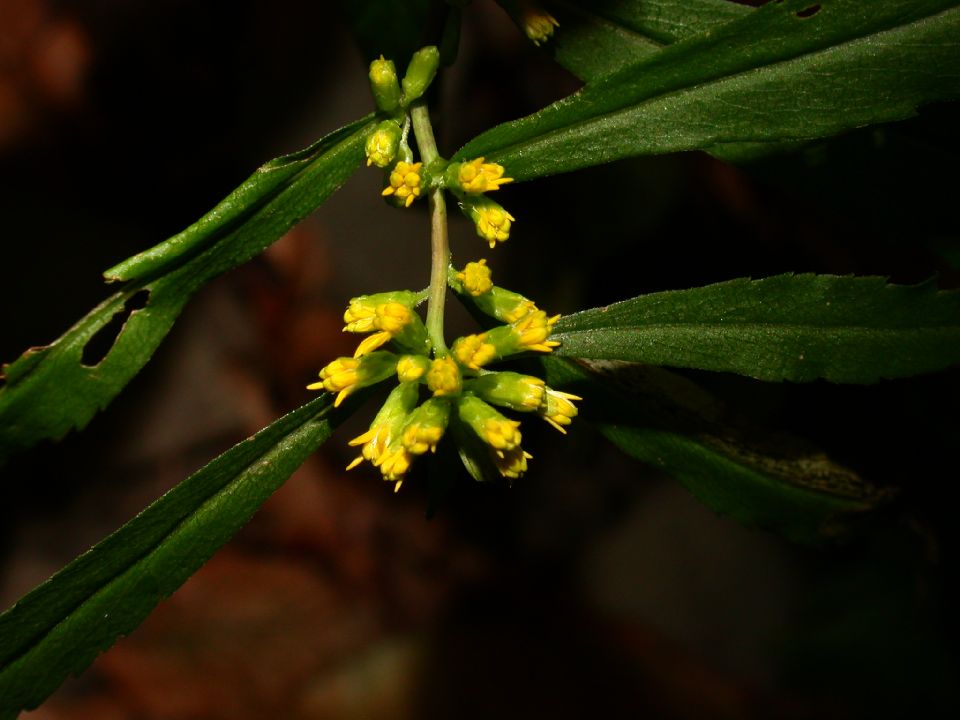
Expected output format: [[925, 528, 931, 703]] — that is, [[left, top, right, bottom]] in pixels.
[[544, 357, 893, 543], [551, 275, 960, 384], [507, 0, 750, 82], [0, 395, 342, 719], [0, 116, 375, 464], [458, 0, 960, 179]]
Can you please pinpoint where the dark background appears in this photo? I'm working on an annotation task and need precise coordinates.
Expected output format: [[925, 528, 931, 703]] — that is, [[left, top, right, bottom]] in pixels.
[[1, 1, 958, 717]]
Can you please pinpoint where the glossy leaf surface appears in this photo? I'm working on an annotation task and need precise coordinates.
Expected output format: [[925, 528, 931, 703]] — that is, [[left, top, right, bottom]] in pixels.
[[551, 275, 960, 383], [460, 0, 960, 179], [541, 0, 750, 81]]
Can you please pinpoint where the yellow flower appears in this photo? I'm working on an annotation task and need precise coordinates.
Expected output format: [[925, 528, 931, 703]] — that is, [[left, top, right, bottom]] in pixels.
[[396, 354, 430, 383], [492, 446, 533, 479], [353, 331, 392, 357], [522, 8, 559, 46], [540, 388, 581, 433], [479, 309, 560, 360], [513, 309, 561, 352], [456, 158, 513, 194], [375, 302, 413, 333], [476, 207, 513, 247], [382, 161, 423, 207], [452, 333, 497, 371], [345, 382, 418, 472], [480, 416, 522, 451], [403, 423, 444, 455], [401, 398, 451, 455], [458, 395, 523, 452], [426, 356, 462, 396], [456, 259, 494, 297], [465, 198, 515, 248], [377, 446, 413, 490], [308, 357, 360, 406], [343, 299, 377, 333], [347, 424, 392, 469], [501, 299, 538, 324], [346, 299, 427, 358], [365, 120, 402, 168], [307, 352, 397, 407]]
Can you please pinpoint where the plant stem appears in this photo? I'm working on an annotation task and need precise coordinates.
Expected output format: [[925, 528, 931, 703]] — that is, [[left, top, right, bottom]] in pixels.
[[410, 101, 449, 355]]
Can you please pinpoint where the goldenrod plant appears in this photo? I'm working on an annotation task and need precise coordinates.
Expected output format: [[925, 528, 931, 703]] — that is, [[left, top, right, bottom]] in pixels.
[[1, 1, 959, 716]]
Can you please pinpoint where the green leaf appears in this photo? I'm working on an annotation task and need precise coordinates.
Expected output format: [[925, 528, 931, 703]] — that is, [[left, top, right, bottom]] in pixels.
[[0, 394, 343, 719], [551, 275, 960, 384], [0, 116, 375, 464], [540, 0, 750, 82], [458, 0, 960, 179], [544, 357, 893, 543]]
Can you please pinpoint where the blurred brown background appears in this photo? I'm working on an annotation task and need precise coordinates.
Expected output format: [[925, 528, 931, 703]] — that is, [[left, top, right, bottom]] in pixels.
[[1, 1, 958, 718]]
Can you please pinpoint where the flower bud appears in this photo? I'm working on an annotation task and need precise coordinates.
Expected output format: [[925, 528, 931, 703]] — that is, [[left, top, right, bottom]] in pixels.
[[457, 395, 522, 452], [402, 398, 451, 455], [454, 259, 494, 297], [365, 120, 402, 168], [347, 382, 419, 470], [343, 290, 420, 333], [396, 354, 431, 383], [401, 46, 440, 103], [467, 372, 546, 413], [368, 56, 402, 113], [307, 351, 397, 407], [427, 356, 462, 396], [382, 161, 423, 208], [462, 196, 515, 247], [539, 387, 581, 433], [446, 158, 513, 194]]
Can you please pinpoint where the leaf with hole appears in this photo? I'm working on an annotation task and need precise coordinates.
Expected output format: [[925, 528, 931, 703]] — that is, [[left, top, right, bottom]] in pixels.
[[0, 115, 375, 464], [551, 275, 960, 383], [459, 0, 960, 178], [0, 395, 343, 720]]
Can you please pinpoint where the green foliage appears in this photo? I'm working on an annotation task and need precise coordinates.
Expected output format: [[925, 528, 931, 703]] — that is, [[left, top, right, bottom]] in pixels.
[[551, 275, 960, 383], [1, 1, 958, 714], [0, 395, 344, 720], [0, 117, 373, 465], [544, 358, 891, 543], [527, 0, 750, 81], [460, 0, 960, 177]]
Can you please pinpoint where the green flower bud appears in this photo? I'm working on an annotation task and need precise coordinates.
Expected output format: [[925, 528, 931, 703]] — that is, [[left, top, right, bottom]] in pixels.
[[402, 398, 452, 455], [466, 372, 546, 413], [368, 56, 403, 113], [401, 46, 440, 103], [343, 290, 421, 333], [457, 395, 522, 452], [396, 354, 431, 383], [461, 195, 515, 248], [365, 120, 403, 168], [307, 351, 398, 407]]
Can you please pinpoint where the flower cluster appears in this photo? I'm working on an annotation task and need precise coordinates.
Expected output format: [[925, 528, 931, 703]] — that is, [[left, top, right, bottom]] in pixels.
[[308, 263, 580, 491], [363, 49, 517, 247]]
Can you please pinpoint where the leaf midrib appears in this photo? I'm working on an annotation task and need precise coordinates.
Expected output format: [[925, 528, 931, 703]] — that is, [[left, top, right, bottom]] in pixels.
[[0, 405, 330, 675], [555, 321, 960, 335]]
